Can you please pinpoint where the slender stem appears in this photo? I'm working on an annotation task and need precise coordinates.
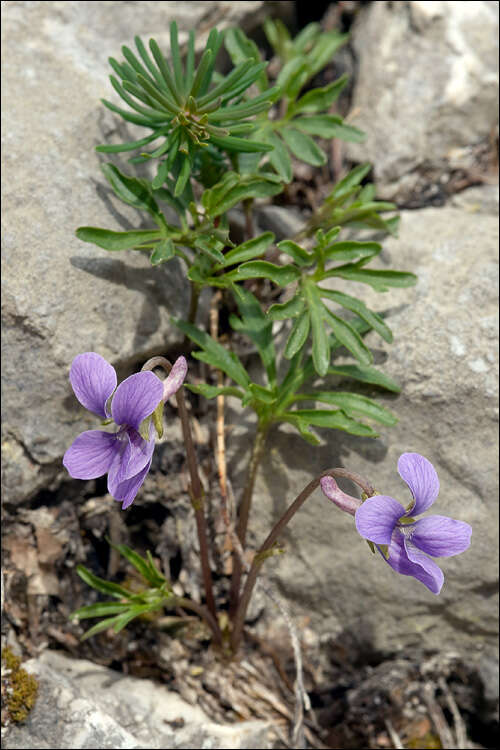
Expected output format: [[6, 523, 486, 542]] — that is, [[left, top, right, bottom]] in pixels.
[[176, 597, 223, 648], [142, 356, 221, 643], [228, 424, 268, 616], [176, 386, 219, 631], [230, 467, 374, 654], [187, 281, 200, 326]]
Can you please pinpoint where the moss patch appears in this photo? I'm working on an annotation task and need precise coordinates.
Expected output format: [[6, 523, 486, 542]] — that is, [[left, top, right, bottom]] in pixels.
[[1, 648, 39, 723]]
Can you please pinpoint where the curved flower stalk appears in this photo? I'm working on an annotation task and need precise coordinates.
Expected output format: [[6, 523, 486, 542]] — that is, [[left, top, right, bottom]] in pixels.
[[63, 352, 187, 509], [322, 453, 472, 594]]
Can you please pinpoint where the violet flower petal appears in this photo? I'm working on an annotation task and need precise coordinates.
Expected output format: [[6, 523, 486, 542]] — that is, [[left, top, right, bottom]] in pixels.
[[384, 532, 444, 595], [69, 353, 117, 419], [63, 430, 118, 479], [112, 459, 152, 510], [355, 495, 406, 544], [403, 537, 444, 594], [163, 356, 187, 402], [409, 515, 472, 557], [320, 476, 361, 516], [122, 428, 156, 481], [111, 371, 163, 430], [398, 452, 439, 516]]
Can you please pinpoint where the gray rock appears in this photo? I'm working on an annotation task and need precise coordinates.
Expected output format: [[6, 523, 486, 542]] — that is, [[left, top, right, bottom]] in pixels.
[[2, 650, 272, 749], [226, 193, 499, 672], [0, 1, 291, 505], [345, 1, 499, 201]]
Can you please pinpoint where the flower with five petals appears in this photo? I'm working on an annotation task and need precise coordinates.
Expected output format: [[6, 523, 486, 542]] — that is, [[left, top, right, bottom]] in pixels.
[[354, 453, 472, 594], [63, 352, 187, 509]]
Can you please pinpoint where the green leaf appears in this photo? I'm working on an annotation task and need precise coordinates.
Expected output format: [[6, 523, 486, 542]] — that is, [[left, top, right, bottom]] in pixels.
[[282, 409, 378, 437], [79, 614, 127, 641], [107, 541, 165, 586], [293, 74, 348, 114], [224, 29, 267, 91], [327, 364, 401, 393], [304, 282, 330, 376], [209, 135, 274, 154], [193, 234, 226, 264], [267, 293, 305, 321], [231, 284, 276, 385], [322, 241, 381, 265], [76, 565, 132, 600], [76, 227, 162, 251], [266, 131, 293, 183], [150, 238, 176, 265], [326, 266, 418, 292], [247, 383, 277, 404], [233, 260, 301, 286], [70, 602, 130, 620], [328, 163, 371, 199], [281, 128, 327, 166], [96, 131, 164, 153], [276, 58, 308, 96], [293, 114, 343, 138], [307, 32, 349, 77], [205, 175, 282, 217], [277, 240, 314, 267], [216, 232, 275, 268], [322, 306, 373, 365], [325, 122, 365, 143], [101, 163, 160, 215], [318, 288, 393, 343], [295, 392, 397, 426], [174, 319, 250, 388], [185, 383, 244, 400], [284, 310, 310, 359]]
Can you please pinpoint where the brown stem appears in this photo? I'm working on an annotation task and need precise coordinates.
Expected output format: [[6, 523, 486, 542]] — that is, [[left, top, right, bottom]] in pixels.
[[142, 356, 221, 643], [228, 425, 268, 617], [187, 282, 200, 325], [230, 467, 374, 654], [176, 386, 219, 627]]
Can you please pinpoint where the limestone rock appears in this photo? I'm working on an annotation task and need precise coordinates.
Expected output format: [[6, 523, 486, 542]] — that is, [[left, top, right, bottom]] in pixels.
[[345, 1, 499, 201], [2, 650, 272, 749]]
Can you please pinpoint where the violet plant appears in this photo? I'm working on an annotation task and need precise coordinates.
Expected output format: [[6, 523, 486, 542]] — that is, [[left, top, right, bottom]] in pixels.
[[66, 20, 471, 653]]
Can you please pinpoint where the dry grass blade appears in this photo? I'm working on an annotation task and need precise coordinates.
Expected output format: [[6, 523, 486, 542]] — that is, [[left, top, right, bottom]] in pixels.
[[384, 717, 405, 749], [422, 681, 455, 749], [438, 676, 469, 749]]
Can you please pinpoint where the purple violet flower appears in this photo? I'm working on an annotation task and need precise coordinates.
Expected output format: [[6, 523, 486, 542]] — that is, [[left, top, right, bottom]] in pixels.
[[354, 453, 472, 594], [63, 352, 187, 509]]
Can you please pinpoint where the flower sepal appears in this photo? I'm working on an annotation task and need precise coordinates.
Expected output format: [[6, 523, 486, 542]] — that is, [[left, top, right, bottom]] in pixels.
[[366, 539, 376, 554], [152, 400, 165, 439]]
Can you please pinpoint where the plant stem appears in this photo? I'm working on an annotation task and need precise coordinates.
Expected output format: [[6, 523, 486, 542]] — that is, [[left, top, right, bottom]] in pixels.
[[176, 386, 219, 631], [187, 281, 200, 325], [141, 356, 221, 643], [230, 467, 374, 654], [228, 424, 268, 617]]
